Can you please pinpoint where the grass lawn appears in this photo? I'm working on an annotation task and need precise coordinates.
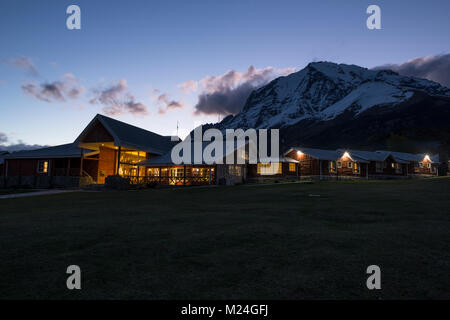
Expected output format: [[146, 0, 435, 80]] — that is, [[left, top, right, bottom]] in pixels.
[[0, 189, 38, 196], [1, 178, 450, 299]]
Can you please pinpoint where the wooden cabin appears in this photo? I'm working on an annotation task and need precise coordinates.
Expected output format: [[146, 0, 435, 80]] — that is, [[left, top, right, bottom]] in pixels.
[[2, 114, 178, 188], [282, 147, 342, 179], [2, 143, 99, 188], [74, 114, 178, 184], [383, 151, 439, 176], [339, 150, 409, 178]]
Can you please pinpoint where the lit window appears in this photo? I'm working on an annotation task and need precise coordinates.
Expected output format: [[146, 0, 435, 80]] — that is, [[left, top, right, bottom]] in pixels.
[[257, 163, 282, 175], [353, 162, 360, 174], [391, 163, 395, 168], [289, 163, 296, 172], [329, 161, 336, 173], [147, 168, 160, 176], [37, 160, 49, 173]]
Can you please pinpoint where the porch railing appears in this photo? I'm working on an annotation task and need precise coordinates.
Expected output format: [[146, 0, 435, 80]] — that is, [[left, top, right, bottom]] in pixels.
[[53, 168, 82, 176], [123, 175, 215, 186]]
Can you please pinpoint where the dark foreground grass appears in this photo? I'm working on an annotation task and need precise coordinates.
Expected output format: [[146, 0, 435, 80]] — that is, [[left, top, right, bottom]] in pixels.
[[1, 178, 450, 299], [0, 189, 38, 196]]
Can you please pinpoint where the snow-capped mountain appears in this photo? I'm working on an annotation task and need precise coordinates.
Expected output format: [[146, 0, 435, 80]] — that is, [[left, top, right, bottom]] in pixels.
[[215, 61, 450, 130]]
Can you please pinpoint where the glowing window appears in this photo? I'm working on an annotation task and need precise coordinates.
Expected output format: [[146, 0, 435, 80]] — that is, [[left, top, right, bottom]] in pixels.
[[147, 168, 160, 176], [257, 163, 282, 175], [37, 160, 49, 173], [329, 161, 336, 172], [289, 163, 296, 172]]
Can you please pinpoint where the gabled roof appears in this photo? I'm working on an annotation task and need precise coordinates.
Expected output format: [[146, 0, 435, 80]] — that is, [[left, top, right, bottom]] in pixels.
[[377, 151, 438, 163], [4, 143, 97, 159], [377, 151, 422, 162], [430, 154, 439, 162], [75, 114, 179, 155], [285, 147, 341, 161], [337, 149, 390, 163]]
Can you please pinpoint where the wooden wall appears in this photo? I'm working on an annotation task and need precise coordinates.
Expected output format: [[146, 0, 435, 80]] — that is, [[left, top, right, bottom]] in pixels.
[[97, 146, 116, 184]]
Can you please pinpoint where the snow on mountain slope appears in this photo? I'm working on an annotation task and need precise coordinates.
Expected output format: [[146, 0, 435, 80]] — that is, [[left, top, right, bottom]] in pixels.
[[217, 61, 450, 129]]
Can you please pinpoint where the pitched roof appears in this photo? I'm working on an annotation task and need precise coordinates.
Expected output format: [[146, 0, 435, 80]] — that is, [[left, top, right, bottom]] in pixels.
[[337, 149, 390, 163], [343, 150, 388, 161], [376, 151, 438, 163], [286, 147, 342, 161], [75, 114, 179, 155], [4, 143, 97, 159]]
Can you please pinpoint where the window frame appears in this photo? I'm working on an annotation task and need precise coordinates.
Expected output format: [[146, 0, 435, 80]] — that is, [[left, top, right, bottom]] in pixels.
[[329, 161, 336, 173], [37, 159, 49, 174], [375, 161, 383, 173], [257, 162, 282, 175], [353, 162, 360, 174], [289, 163, 296, 172]]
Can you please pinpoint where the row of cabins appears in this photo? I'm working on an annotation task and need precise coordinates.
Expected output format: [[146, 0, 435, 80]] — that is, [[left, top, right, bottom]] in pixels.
[[0, 114, 444, 188]]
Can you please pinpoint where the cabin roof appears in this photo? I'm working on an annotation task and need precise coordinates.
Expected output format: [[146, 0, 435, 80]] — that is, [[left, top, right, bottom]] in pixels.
[[286, 147, 342, 161], [377, 151, 439, 163], [3, 143, 97, 159], [340, 150, 389, 162], [76, 114, 179, 155]]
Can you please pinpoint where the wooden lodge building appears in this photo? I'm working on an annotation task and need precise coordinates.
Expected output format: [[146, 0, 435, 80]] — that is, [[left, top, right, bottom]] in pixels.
[[0, 114, 444, 189]]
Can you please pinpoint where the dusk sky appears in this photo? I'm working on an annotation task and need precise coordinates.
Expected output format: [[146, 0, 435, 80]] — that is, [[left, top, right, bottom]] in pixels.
[[1, 0, 449, 149]]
